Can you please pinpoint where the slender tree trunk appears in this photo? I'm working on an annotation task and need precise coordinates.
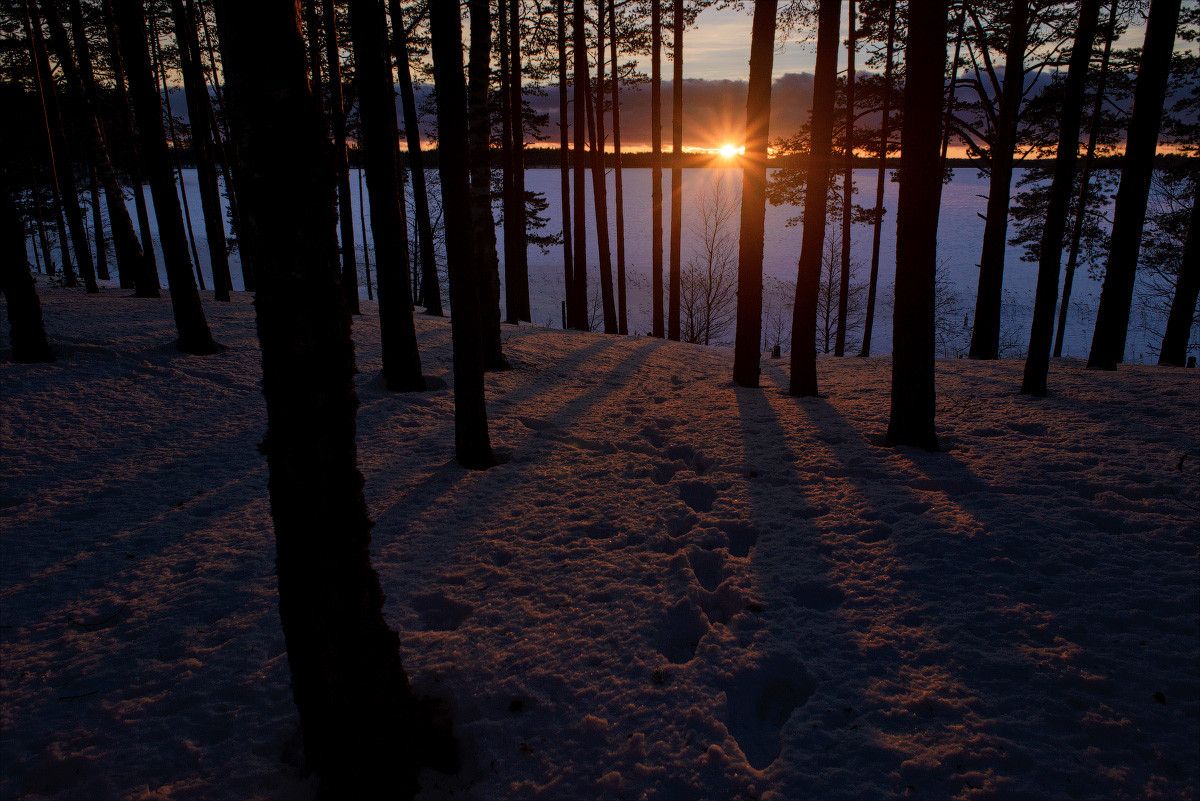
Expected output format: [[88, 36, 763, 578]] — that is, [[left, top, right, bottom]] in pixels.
[[388, 0, 442, 316], [732, 0, 777, 387], [468, 0, 509, 368], [650, 0, 663, 337], [968, 0, 1027, 360], [835, 0, 856, 356], [207, 4, 440, 795], [1, 183, 54, 363], [591, 2, 617, 334], [860, 0, 895, 357], [321, 0, 360, 313], [358, 164, 373, 300], [87, 168, 110, 280], [1158, 191, 1199, 366], [504, 0, 531, 323], [305, 0, 323, 91], [171, 0, 232, 300], [348, 0, 423, 391], [1088, 0, 1182, 369], [429, 0, 496, 469], [667, 0, 683, 341], [788, 0, 841, 396], [115, 0, 218, 354], [886, 0, 947, 449], [940, 4, 966, 166], [35, 181, 56, 275], [26, 0, 95, 292], [48, 179, 75, 286], [570, 0, 589, 330], [557, 0, 575, 328], [1021, 0, 1100, 395], [608, 0, 627, 334]]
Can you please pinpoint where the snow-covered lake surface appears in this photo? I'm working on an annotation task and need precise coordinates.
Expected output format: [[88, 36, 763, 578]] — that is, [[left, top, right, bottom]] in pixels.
[[2, 289, 1197, 800], [57, 166, 1182, 364]]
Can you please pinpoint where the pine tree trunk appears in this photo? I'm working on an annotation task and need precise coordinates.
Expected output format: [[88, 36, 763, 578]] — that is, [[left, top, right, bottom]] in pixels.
[[429, 0, 496, 469], [114, 0, 218, 354], [732, 0, 777, 387], [570, 0, 589, 330], [940, 5, 966, 165], [389, 0, 442, 316], [667, 0, 683, 341], [835, 0, 856, 357], [968, 0, 1027, 360], [1021, 0, 1100, 396], [208, 4, 437, 795], [860, 0, 895, 358], [504, 0, 531, 323], [886, 0, 947, 450], [171, 0, 232, 300], [348, 0, 424, 391], [590, 2, 618, 335], [1, 183, 54, 363], [608, 0, 627, 334], [358, 165, 373, 300], [468, 0, 509, 368], [88, 168, 110, 280], [1087, 0, 1181, 369], [650, 0, 664, 338], [321, 0, 359, 313], [1158, 191, 1199, 366], [557, 0, 575, 328], [788, 0, 840, 396]]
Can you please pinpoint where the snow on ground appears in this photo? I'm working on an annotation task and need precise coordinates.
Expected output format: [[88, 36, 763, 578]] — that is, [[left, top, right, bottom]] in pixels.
[[2, 286, 1197, 801]]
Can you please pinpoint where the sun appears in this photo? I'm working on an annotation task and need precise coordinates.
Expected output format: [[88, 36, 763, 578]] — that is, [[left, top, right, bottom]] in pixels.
[[718, 143, 744, 159]]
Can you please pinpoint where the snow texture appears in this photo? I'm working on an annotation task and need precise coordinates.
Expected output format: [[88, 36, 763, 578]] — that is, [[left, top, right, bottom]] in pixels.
[[2, 287, 1198, 801]]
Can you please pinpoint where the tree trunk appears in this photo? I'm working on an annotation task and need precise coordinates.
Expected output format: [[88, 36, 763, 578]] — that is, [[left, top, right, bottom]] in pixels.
[[1021, 0, 1100, 396], [503, 0, 530, 324], [429, 0, 496, 469], [667, 0, 683, 341], [358, 164, 373, 300], [835, 0, 856, 356], [27, 0, 96, 293], [940, 4, 966, 166], [321, 0, 360, 313], [650, 0, 663, 338], [1, 183, 54, 363], [171, 0, 233, 300], [388, 0, 442, 316], [590, 2, 617, 335], [570, 0, 589, 330], [860, 0, 895, 358], [608, 0, 627, 334], [1055, 0, 1119, 358], [348, 0, 424, 391], [1087, 0, 1182, 369], [87, 168, 110, 280], [208, 3, 439, 795], [115, 0, 218, 354], [468, 0, 509, 368], [788, 0, 840, 396], [1158, 191, 1199, 366], [968, 0, 1027, 360], [886, 0, 947, 450], [732, 0, 778, 387], [556, 0, 575, 328]]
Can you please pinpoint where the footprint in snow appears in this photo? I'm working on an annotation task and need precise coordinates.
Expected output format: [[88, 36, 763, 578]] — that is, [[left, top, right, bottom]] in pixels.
[[409, 592, 473, 632], [686, 547, 725, 592], [717, 520, 759, 557], [678, 481, 717, 513], [657, 597, 709, 664], [726, 656, 816, 770], [789, 580, 845, 611]]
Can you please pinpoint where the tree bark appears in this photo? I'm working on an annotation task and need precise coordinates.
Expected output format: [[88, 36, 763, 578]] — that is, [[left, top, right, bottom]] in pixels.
[[835, 0, 856, 356], [1, 183, 54, 363], [115, 0, 218, 354], [321, 0, 360, 313], [1087, 0, 1182, 369], [860, 0, 895, 358], [348, 0, 424, 391], [570, 0, 589, 330], [667, 0, 683, 341], [87, 167, 110, 280], [590, 1, 617, 335], [1158, 191, 1199, 366], [650, 0, 663, 337], [429, 0, 496, 469], [788, 0, 840, 396], [556, 0, 575, 328], [1021, 0, 1100, 395], [886, 0, 947, 450], [609, 0, 627, 334], [732, 0, 777, 387], [503, 0, 531, 323]]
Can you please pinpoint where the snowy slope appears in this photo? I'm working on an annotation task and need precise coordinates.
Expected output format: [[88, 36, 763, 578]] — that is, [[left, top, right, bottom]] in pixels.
[[2, 287, 1197, 801]]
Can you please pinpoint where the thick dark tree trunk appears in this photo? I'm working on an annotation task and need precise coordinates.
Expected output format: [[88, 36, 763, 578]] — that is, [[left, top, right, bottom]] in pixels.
[[115, 0, 218, 354], [860, 0, 895, 358], [503, 0, 530, 324], [468, 0, 508, 368], [570, 0, 589, 330], [608, 0, 627, 334], [429, 0, 496, 469], [348, 0, 424, 391], [667, 0, 683, 341], [835, 0, 856, 356], [590, 3, 618, 335], [886, 0, 947, 450], [968, 0, 1027, 360], [320, 0, 359, 313], [27, 0, 96, 293], [171, 0, 233, 300], [1088, 0, 1182, 369], [732, 0, 777, 387], [1158, 192, 1199, 366], [1, 184, 54, 363], [650, 0, 663, 337], [388, 0, 442, 316], [1055, 0, 1119, 358], [788, 0, 840, 396], [1021, 0, 1100, 396], [208, 4, 441, 796], [556, 0, 575, 328]]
